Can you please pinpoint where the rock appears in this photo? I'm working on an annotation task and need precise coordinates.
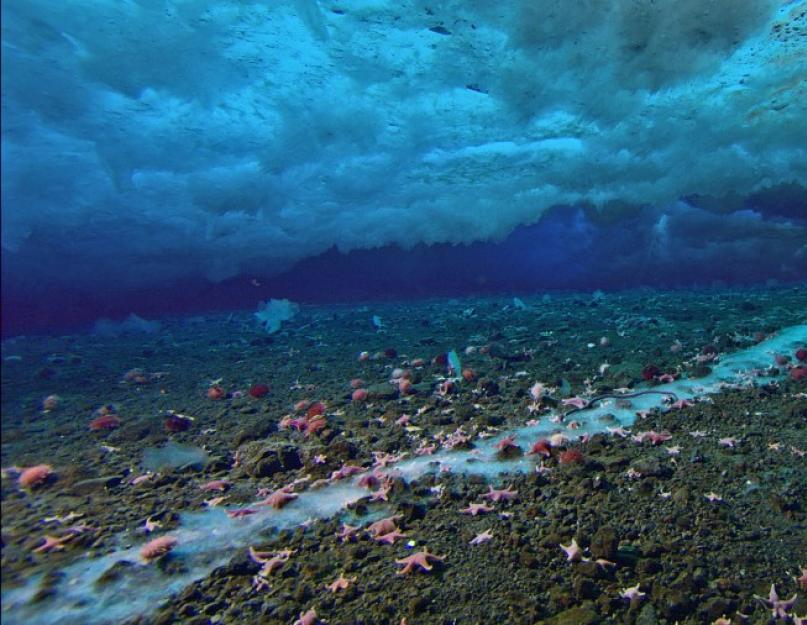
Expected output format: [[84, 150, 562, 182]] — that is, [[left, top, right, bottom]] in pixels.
[[366, 383, 398, 400], [71, 475, 123, 494], [631, 457, 670, 478], [478, 379, 500, 396], [236, 442, 302, 478], [544, 601, 600, 625], [95, 560, 136, 587], [636, 603, 660, 625], [599, 454, 629, 471], [572, 577, 599, 600], [589, 527, 619, 560], [616, 544, 641, 567], [701, 596, 734, 621]]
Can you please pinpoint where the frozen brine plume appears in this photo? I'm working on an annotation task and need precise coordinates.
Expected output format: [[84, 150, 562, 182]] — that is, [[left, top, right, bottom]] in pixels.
[[255, 298, 299, 333], [142, 442, 209, 472], [1, 0, 806, 301], [1, 324, 804, 625], [92, 313, 160, 337]]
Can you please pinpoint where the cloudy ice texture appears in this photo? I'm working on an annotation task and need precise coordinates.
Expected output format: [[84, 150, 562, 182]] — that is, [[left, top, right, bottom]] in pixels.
[[1, 0, 806, 297]]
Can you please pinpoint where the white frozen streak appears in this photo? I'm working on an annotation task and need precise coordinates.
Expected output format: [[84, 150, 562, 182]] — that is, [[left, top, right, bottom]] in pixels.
[[2, 324, 805, 625]]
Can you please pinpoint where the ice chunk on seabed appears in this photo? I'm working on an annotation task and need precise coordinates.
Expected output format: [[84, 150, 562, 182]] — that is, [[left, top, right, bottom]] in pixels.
[[2, 325, 805, 625]]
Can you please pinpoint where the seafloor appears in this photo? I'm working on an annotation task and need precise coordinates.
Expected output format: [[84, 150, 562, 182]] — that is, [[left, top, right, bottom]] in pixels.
[[1, 287, 806, 625]]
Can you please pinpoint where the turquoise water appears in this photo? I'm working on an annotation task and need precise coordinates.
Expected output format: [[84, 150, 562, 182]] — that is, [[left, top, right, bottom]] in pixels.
[[2, 1, 806, 623]]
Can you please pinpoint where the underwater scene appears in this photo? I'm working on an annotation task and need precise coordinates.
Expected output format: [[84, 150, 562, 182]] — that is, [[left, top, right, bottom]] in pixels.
[[1, 1, 806, 625]]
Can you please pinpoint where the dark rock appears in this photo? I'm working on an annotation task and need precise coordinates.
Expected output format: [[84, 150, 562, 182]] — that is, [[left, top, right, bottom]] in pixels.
[[636, 603, 660, 625], [599, 454, 629, 471], [590, 527, 619, 560], [572, 576, 599, 600], [545, 601, 600, 625], [237, 443, 302, 478], [366, 383, 398, 400], [71, 475, 123, 494], [700, 596, 734, 621], [631, 457, 670, 478], [479, 379, 500, 396], [615, 544, 641, 567], [95, 560, 136, 587]]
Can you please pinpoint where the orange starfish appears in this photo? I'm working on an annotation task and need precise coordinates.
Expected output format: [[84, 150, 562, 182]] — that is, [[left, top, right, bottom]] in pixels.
[[395, 548, 445, 574], [260, 486, 298, 509], [481, 485, 518, 503], [367, 515, 402, 537], [326, 574, 357, 593], [33, 534, 74, 553], [375, 529, 407, 545]]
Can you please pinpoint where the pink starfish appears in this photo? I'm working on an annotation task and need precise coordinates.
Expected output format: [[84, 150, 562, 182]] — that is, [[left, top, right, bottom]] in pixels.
[[327, 574, 356, 593], [370, 484, 392, 502], [227, 508, 258, 518], [395, 549, 445, 574], [33, 534, 74, 553], [336, 524, 359, 543], [459, 502, 494, 516], [670, 399, 694, 410], [199, 479, 230, 492], [470, 529, 493, 545], [293, 609, 318, 625], [754, 584, 798, 618], [372, 451, 406, 467], [562, 397, 588, 410], [330, 464, 364, 481], [259, 486, 298, 509], [559, 538, 585, 562], [495, 435, 520, 452], [481, 485, 518, 503], [415, 443, 437, 456], [375, 529, 407, 544], [620, 584, 646, 602], [367, 515, 402, 537], [249, 547, 294, 576], [130, 473, 153, 486], [632, 430, 673, 445]]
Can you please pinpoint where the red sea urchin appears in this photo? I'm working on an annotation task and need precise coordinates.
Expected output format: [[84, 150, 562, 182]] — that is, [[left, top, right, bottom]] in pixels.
[[89, 414, 121, 431], [18, 464, 54, 489], [248, 383, 270, 398], [558, 448, 585, 465], [164, 413, 192, 433]]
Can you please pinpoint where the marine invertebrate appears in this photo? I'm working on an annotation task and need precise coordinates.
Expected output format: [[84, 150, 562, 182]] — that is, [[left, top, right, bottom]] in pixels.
[[18, 464, 54, 489], [89, 414, 121, 431], [164, 413, 191, 433], [140, 535, 177, 562], [558, 448, 585, 465], [207, 385, 225, 400], [396, 549, 445, 574], [248, 383, 270, 398]]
